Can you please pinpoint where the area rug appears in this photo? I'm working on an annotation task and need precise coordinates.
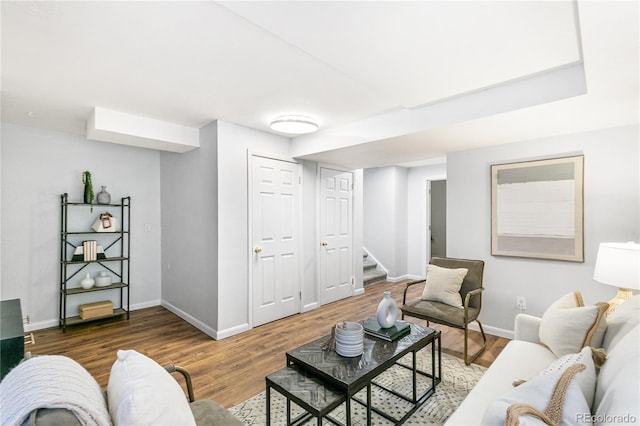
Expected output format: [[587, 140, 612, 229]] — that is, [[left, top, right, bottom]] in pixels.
[[229, 351, 485, 425]]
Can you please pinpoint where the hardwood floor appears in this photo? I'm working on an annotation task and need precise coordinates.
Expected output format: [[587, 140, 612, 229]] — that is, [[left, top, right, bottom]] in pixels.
[[27, 281, 509, 408]]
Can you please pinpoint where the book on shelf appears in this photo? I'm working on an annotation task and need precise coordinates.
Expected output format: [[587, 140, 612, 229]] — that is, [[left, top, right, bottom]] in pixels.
[[362, 317, 411, 341], [72, 245, 107, 261], [82, 240, 97, 261]]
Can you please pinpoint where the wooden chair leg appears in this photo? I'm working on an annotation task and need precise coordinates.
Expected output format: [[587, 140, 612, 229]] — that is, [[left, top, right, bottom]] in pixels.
[[464, 320, 487, 366]]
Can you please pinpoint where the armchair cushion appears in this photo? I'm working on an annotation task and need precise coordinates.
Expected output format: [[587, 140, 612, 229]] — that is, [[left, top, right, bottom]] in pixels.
[[420, 264, 468, 308], [402, 300, 480, 328], [107, 350, 196, 426]]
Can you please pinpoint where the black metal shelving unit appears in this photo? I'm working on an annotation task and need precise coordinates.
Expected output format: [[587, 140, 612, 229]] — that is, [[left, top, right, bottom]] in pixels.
[[59, 193, 131, 331]]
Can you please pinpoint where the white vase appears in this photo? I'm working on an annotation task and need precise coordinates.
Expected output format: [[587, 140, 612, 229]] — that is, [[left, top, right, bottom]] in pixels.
[[95, 271, 112, 287], [376, 291, 398, 328], [80, 272, 95, 289]]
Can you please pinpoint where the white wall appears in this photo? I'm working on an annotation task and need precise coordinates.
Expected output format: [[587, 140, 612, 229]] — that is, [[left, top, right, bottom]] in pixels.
[[363, 166, 410, 280], [447, 125, 640, 335], [160, 121, 219, 333], [1, 123, 162, 330]]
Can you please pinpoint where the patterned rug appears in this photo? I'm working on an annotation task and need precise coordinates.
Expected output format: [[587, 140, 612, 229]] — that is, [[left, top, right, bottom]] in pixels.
[[229, 351, 485, 425]]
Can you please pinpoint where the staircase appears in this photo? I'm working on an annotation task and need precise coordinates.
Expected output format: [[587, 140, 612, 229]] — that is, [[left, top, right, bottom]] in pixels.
[[363, 253, 387, 288]]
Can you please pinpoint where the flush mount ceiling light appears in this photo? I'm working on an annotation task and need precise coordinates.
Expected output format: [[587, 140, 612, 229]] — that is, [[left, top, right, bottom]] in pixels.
[[270, 115, 319, 134]]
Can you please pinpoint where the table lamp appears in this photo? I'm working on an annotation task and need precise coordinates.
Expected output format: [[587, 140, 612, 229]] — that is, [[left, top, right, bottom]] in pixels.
[[593, 242, 640, 316]]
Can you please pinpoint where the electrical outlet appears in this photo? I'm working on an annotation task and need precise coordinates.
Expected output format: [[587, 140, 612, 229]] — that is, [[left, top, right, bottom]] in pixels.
[[516, 296, 527, 310]]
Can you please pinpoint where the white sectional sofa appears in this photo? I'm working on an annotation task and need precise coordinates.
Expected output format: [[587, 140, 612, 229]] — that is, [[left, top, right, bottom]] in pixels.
[[446, 295, 639, 425]]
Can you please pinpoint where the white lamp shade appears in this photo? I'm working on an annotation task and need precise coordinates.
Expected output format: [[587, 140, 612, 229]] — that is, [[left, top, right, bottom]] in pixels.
[[593, 242, 640, 290]]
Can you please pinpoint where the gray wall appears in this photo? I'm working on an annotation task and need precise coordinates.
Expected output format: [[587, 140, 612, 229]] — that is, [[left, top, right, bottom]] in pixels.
[[447, 125, 640, 334], [1, 123, 162, 329], [363, 167, 405, 279], [160, 121, 219, 332]]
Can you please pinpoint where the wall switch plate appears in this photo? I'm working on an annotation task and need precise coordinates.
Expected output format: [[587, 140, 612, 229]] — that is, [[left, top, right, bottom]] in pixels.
[[516, 296, 527, 310]]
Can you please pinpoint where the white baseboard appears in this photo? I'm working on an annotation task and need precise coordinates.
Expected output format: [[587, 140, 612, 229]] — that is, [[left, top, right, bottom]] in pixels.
[[387, 274, 422, 282], [468, 322, 514, 339], [354, 287, 365, 296], [216, 322, 251, 340], [25, 320, 57, 332], [161, 300, 251, 340], [303, 302, 319, 312]]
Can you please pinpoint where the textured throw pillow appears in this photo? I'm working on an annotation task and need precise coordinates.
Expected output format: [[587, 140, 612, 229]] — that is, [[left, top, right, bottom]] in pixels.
[[539, 291, 609, 357], [420, 264, 468, 308], [108, 350, 196, 426], [530, 346, 599, 410], [482, 361, 589, 425]]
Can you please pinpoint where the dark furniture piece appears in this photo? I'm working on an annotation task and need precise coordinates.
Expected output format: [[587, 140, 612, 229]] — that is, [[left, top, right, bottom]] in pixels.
[[401, 257, 486, 365], [59, 193, 131, 331], [266, 321, 441, 425], [266, 365, 346, 426], [1, 299, 24, 379]]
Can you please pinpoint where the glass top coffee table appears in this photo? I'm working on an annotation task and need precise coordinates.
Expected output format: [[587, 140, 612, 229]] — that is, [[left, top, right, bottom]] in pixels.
[[266, 321, 441, 425]]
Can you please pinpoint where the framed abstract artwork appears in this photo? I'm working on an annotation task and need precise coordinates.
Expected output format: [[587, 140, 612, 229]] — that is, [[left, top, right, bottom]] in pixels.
[[491, 155, 584, 262]]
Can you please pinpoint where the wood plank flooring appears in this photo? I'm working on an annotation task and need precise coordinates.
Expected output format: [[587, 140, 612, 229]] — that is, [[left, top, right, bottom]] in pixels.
[[27, 281, 509, 408]]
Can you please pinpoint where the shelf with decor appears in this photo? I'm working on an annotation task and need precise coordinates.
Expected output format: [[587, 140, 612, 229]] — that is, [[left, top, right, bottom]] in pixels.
[[59, 192, 131, 331]]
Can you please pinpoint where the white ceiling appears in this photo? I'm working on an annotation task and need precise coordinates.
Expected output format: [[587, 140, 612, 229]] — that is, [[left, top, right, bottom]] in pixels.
[[2, 1, 638, 169]]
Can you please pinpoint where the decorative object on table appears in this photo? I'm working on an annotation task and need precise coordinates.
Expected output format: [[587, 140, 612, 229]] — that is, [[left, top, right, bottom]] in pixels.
[[362, 317, 411, 341], [593, 241, 640, 316], [94, 271, 112, 287], [376, 290, 398, 328], [82, 240, 98, 261], [72, 245, 107, 261], [334, 321, 364, 357], [91, 212, 118, 232], [490, 155, 584, 262], [320, 327, 336, 351], [96, 186, 111, 204], [80, 272, 95, 290], [79, 300, 113, 320], [82, 170, 94, 205]]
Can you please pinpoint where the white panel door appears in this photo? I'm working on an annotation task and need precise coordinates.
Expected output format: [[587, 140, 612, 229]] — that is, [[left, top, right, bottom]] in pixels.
[[251, 156, 300, 327], [320, 167, 353, 305]]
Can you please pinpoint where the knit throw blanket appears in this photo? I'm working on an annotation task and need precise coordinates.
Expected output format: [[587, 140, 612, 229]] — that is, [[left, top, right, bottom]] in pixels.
[[0, 355, 112, 426]]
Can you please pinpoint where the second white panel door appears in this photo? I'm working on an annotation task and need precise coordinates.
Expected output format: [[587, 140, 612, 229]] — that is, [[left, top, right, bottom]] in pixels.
[[319, 167, 353, 305]]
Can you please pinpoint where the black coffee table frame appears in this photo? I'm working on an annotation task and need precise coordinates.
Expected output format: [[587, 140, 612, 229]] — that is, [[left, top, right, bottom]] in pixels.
[[267, 321, 441, 426]]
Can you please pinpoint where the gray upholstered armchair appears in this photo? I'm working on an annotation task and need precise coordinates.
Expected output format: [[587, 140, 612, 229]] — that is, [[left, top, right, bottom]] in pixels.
[[400, 257, 486, 365]]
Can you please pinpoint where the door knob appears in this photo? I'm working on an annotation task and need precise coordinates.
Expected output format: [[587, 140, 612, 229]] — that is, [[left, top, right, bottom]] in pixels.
[[254, 246, 262, 253], [321, 242, 328, 246]]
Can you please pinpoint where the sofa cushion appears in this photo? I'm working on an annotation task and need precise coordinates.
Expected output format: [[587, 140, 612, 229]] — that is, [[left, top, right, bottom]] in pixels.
[[602, 295, 640, 351], [107, 350, 196, 426], [445, 340, 556, 425], [481, 361, 589, 426], [594, 322, 640, 424], [421, 264, 468, 308], [534, 346, 597, 410], [539, 292, 608, 357]]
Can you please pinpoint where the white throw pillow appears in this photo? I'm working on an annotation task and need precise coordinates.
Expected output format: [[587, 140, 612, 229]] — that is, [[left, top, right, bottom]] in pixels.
[[534, 346, 598, 410], [539, 291, 608, 357], [420, 264, 468, 308], [107, 349, 196, 426], [482, 361, 589, 425]]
